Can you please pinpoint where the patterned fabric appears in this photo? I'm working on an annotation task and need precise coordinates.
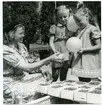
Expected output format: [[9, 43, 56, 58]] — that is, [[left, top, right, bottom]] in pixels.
[[72, 24, 101, 78], [3, 43, 45, 104], [3, 43, 29, 77], [3, 73, 45, 104], [49, 23, 73, 42], [49, 23, 73, 68]]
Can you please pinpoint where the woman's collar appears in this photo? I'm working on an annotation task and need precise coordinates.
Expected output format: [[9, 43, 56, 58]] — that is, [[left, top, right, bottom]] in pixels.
[[9, 42, 20, 51]]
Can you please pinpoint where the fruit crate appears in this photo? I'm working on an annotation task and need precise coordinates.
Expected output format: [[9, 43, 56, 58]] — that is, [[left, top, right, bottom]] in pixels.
[[87, 85, 101, 103], [48, 84, 68, 97], [74, 87, 91, 102], [73, 82, 101, 103], [36, 80, 101, 104], [37, 83, 51, 94], [60, 86, 78, 100]]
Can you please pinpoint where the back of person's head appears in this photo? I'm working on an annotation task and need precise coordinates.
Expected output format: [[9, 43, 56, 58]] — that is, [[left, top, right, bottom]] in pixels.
[[75, 4, 95, 26], [82, 7, 94, 25]]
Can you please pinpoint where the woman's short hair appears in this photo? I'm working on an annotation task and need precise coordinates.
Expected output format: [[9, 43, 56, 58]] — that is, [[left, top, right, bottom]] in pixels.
[[12, 24, 25, 33], [3, 21, 24, 34], [3, 21, 25, 44]]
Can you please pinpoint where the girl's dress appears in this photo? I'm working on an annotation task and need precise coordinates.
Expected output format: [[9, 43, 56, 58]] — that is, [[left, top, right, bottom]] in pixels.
[[49, 23, 73, 81], [72, 23, 101, 78]]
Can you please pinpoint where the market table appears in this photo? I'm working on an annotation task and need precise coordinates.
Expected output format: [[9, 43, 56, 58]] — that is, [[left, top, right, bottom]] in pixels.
[[36, 80, 101, 104]]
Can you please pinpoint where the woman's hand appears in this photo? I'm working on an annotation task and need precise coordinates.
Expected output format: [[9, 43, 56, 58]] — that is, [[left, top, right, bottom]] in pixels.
[[50, 53, 64, 62]]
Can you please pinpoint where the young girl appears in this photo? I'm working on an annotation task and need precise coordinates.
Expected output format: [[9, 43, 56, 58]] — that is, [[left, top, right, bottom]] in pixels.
[[49, 5, 73, 81], [71, 7, 101, 82]]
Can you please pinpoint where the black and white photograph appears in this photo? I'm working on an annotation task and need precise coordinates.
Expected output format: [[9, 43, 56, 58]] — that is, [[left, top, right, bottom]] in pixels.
[[2, 1, 101, 104]]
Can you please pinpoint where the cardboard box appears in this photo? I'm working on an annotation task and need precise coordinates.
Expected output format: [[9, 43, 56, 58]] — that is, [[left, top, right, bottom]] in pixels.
[[87, 88, 101, 103], [48, 84, 67, 97], [60, 86, 78, 100], [74, 88, 89, 102], [37, 83, 52, 94], [73, 84, 98, 102]]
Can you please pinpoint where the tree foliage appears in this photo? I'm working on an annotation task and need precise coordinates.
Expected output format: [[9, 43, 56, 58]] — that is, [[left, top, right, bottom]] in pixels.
[[3, 1, 101, 49], [3, 2, 40, 48]]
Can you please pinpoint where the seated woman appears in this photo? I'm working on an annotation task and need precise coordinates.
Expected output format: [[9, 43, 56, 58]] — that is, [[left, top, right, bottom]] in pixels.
[[3, 22, 63, 104]]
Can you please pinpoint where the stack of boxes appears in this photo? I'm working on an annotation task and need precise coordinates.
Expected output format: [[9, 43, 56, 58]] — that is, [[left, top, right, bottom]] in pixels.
[[36, 80, 101, 103]]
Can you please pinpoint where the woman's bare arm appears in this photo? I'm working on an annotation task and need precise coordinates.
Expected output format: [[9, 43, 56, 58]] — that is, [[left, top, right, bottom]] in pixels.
[[17, 53, 60, 72]]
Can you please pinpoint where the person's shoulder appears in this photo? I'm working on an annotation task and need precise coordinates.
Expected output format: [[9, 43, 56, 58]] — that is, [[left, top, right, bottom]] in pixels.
[[89, 24, 95, 28], [89, 24, 101, 38], [3, 44, 15, 55], [89, 24, 99, 31], [84, 24, 100, 34], [51, 23, 63, 27], [50, 24, 56, 28], [18, 43, 27, 49], [3, 44, 10, 51], [19, 43, 25, 47], [49, 24, 57, 34], [50, 23, 62, 30], [18, 43, 28, 52]]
